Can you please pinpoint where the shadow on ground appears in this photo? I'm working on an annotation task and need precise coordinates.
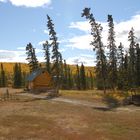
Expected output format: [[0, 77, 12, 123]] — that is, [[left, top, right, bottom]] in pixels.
[[92, 106, 111, 111]]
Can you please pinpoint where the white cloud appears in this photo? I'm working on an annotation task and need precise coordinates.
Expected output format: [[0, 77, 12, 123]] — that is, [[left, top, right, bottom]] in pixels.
[[17, 47, 25, 50], [114, 14, 140, 47], [69, 21, 90, 33], [35, 48, 44, 53], [0, 0, 51, 7], [0, 49, 95, 65], [0, 49, 46, 63], [67, 15, 140, 66], [68, 14, 140, 50], [38, 40, 46, 46], [44, 29, 49, 34], [0, 50, 26, 62], [66, 54, 95, 66], [67, 34, 93, 50]]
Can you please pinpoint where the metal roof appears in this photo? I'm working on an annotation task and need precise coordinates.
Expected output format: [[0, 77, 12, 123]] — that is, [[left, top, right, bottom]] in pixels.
[[27, 68, 47, 82]]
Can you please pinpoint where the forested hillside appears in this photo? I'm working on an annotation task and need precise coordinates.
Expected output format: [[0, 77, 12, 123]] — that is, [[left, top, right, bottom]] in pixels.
[[1, 62, 94, 75], [0, 62, 95, 89]]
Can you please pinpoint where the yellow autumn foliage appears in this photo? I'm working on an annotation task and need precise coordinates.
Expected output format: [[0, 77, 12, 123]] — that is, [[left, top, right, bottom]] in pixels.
[[0, 62, 95, 76]]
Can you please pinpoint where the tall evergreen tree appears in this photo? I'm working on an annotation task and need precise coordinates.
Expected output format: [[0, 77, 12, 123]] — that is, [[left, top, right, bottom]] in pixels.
[[123, 53, 129, 89], [67, 66, 73, 89], [22, 71, 27, 87], [89, 71, 94, 89], [86, 73, 90, 89], [13, 63, 22, 88], [13, 63, 18, 87], [75, 64, 81, 90], [62, 60, 68, 89], [107, 15, 117, 89], [117, 43, 125, 89], [26, 43, 39, 72], [82, 8, 107, 93], [80, 63, 86, 90], [0, 63, 6, 87], [128, 28, 136, 88], [43, 40, 51, 73], [136, 43, 140, 86], [47, 15, 62, 86], [59, 53, 64, 88], [117, 42, 124, 70]]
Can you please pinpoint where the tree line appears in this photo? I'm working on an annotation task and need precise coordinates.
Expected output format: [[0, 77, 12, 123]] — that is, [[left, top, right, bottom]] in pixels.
[[0, 62, 94, 90], [82, 8, 140, 93]]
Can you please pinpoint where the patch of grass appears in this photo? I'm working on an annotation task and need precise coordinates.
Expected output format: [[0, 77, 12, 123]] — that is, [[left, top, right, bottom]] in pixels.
[[59, 90, 103, 102]]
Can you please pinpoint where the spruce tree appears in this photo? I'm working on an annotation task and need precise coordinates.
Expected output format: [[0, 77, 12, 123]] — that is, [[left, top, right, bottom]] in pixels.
[[18, 63, 22, 87], [117, 43, 125, 89], [22, 71, 27, 87], [13, 63, 22, 88], [136, 43, 140, 86], [82, 8, 107, 93], [128, 28, 136, 88], [43, 40, 51, 73], [62, 60, 68, 89], [0, 63, 6, 87], [59, 53, 64, 88], [117, 42, 124, 70], [67, 66, 73, 89], [46, 15, 62, 86], [89, 71, 94, 89], [80, 63, 86, 90], [107, 15, 117, 89], [26, 43, 39, 72], [123, 53, 129, 89], [76, 64, 81, 90], [86, 73, 90, 89], [13, 63, 18, 87]]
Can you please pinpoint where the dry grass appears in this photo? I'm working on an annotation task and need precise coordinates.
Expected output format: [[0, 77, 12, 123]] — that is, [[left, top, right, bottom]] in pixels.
[[0, 88, 140, 140], [59, 90, 103, 102]]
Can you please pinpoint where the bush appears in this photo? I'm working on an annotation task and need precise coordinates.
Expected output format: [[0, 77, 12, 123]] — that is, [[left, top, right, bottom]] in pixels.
[[103, 95, 120, 108]]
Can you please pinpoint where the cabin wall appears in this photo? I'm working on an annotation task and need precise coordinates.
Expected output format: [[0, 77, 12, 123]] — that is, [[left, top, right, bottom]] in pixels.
[[33, 72, 53, 89]]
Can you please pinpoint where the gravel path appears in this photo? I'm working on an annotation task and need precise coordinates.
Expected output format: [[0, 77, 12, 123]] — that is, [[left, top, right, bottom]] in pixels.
[[19, 93, 107, 108], [19, 93, 140, 112], [51, 97, 106, 108]]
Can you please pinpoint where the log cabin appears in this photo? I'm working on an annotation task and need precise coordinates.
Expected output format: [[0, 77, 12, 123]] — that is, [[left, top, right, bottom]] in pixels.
[[27, 68, 53, 92]]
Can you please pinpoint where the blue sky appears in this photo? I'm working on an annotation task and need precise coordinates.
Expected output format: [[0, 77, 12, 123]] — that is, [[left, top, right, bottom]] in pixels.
[[0, 0, 140, 66]]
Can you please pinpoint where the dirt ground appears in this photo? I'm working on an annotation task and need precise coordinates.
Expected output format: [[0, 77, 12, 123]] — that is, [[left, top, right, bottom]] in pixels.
[[0, 88, 140, 140]]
